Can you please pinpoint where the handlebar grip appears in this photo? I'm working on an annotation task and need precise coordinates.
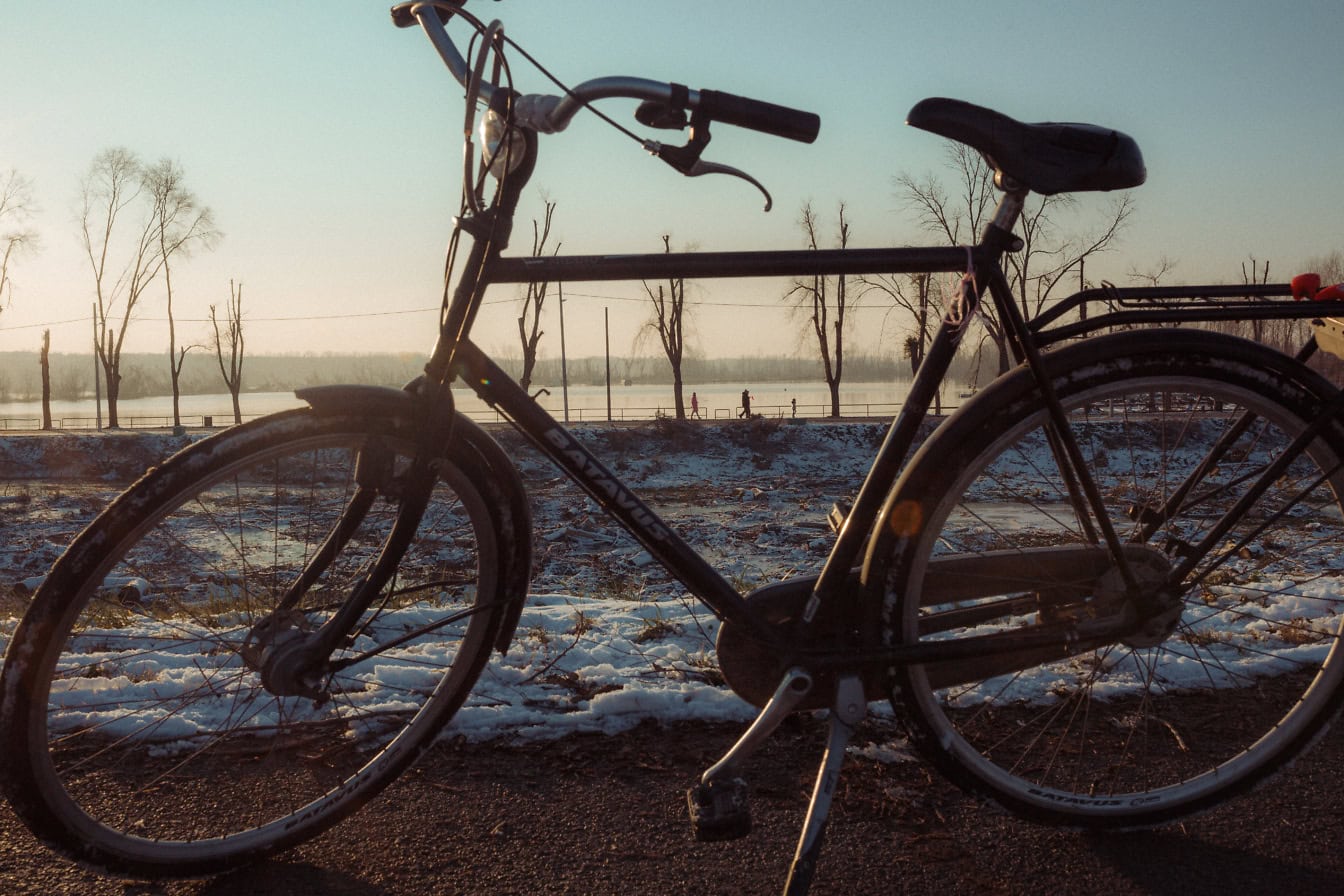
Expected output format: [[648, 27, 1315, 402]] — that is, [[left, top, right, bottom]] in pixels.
[[698, 89, 820, 143]]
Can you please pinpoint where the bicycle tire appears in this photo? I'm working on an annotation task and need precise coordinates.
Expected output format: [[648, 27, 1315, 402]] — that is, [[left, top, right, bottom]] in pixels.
[[875, 329, 1344, 827], [0, 408, 515, 876]]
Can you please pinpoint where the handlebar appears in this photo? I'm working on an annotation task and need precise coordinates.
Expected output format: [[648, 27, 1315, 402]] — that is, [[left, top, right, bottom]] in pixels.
[[389, 1, 819, 144]]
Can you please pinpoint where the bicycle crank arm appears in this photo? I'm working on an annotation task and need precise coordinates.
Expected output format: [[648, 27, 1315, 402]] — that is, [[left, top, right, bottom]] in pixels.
[[688, 667, 813, 842]]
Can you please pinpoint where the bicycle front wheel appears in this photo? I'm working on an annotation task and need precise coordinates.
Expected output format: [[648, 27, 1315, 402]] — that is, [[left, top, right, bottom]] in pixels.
[[1, 409, 509, 876], [879, 330, 1344, 827]]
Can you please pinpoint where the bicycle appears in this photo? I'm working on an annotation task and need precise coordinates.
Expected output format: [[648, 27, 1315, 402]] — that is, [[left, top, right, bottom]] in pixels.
[[5, 2, 1344, 893]]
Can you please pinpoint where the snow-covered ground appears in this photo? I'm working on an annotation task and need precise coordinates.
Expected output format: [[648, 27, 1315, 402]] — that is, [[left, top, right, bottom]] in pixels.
[[2, 411, 1341, 751]]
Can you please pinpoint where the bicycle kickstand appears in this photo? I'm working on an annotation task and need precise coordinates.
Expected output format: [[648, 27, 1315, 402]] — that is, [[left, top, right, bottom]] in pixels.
[[784, 674, 866, 896]]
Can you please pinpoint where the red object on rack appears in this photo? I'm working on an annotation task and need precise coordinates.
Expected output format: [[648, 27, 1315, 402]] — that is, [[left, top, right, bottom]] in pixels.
[[1292, 272, 1344, 302]]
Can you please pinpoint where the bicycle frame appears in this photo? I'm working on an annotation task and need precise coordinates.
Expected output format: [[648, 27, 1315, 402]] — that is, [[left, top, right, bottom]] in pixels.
[[422, 159, 1344, 674]]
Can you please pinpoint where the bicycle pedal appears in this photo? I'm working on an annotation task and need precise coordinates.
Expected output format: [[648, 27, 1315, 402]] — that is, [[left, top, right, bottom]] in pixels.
[[686, 776, 752, 842], [827, 499, 853, 534]]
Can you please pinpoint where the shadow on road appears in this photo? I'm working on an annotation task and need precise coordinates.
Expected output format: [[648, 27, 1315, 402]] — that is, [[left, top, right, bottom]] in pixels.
[[1085, 828, 1344, 896], [199, 861, 387, 896]]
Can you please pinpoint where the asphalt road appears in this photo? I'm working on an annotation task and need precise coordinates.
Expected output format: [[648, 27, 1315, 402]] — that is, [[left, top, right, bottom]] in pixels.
[[3, 716, 1343, 896]]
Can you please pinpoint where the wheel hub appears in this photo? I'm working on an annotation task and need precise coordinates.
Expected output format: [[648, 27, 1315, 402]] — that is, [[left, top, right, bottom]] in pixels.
[[1092, 549, 1182, 648], [242, 611, 327, 699]]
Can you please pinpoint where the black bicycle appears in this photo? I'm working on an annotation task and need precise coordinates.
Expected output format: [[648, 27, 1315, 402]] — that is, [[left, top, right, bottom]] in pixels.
[[5, 3, 1344, 894]]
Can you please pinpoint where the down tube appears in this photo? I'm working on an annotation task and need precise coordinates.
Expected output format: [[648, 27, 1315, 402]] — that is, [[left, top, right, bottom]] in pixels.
[[453, 340, 766, 633]]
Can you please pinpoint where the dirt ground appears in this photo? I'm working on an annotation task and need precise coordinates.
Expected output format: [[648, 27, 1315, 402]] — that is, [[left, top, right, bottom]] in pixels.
[[2, 714, 1343, 896]]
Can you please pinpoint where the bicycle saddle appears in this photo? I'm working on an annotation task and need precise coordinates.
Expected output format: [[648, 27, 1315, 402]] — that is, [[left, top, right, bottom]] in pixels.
[[907, 97, 1146, 195]]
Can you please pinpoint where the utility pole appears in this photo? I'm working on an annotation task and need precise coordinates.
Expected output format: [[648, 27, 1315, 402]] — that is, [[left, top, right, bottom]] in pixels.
[[1078, 257, 1087, 322], [558, 282, 569, 423], [604, 307, 612, 422]]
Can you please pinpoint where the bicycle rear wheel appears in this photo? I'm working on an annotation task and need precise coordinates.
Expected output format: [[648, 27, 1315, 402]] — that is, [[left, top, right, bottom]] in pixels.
[[879, 330, 1344, 827], [0, 409, 511, 876]]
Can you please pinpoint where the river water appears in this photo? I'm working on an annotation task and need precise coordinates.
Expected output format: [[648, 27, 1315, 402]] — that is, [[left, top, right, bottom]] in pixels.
[[0, 378, 971, 430]]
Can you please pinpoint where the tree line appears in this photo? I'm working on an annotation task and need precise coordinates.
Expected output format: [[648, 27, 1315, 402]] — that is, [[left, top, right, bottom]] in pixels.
[[0, 349, 956, 406]]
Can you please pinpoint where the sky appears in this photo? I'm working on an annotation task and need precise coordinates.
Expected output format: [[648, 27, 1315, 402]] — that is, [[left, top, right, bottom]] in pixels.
[[3, 0, 1343, 363]]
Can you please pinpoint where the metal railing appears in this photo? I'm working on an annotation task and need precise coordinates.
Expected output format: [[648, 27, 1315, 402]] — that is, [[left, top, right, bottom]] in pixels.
[[0, 398, 966, 433], [0, 415, 256, 432]]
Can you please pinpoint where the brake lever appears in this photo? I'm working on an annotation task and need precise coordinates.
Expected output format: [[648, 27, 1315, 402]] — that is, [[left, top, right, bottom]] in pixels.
[[642, 111, 773, 212], [684, 155, 772, 212]]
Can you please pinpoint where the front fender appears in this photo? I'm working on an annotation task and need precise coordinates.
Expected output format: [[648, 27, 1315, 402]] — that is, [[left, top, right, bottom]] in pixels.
[[296, 384, 532, 654]]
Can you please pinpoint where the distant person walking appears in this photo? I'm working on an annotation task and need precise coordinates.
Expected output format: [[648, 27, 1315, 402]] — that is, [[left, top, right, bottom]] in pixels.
[[739, 389, 752, 419], [690, 392, 701, 419], [791, 397, 797, 418]]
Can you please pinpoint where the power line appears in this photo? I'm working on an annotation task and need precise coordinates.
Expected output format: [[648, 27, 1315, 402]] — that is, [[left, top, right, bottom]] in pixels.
[[172, 307, 441, 323], [0, 317, 88, 332], [2, 290, 908, 333], [490, 290, 905, 309], [0, 307, 440, 332]]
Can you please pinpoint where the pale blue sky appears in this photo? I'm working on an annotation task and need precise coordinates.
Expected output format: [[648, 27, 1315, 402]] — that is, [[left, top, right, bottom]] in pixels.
[[2, 1, 1341, 361]]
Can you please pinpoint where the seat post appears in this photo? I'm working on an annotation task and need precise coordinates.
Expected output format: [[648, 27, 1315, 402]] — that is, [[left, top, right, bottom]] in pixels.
[[987, 185, 1027, 245]]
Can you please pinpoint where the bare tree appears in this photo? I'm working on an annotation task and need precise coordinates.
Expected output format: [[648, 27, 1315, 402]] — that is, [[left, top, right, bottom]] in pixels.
[[1233, 255, 1307, 354], [785, 201, 850, 417], [861, 273, 935, 376], [517, 197, 557, 391], [895, 144, 997, 245], [79, 148, 164, 427], [894, 148, 1008, 373], [1, 168, 39, 316], [146, 158, 219, 428], [641, 234, 690, 418], [1128, 255, 1179, 287], [895, 144, 1134, 373], [1239, 255, 1272, 344], [858, 272, 943, 412], [1006, 191, 1134, 319], [210, 280, 245, 424], [1306, 249, 1344, 285]]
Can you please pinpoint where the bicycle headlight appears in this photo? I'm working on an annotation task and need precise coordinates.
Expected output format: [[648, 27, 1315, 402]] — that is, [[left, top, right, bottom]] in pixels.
[[480, 108, 526, 179]]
